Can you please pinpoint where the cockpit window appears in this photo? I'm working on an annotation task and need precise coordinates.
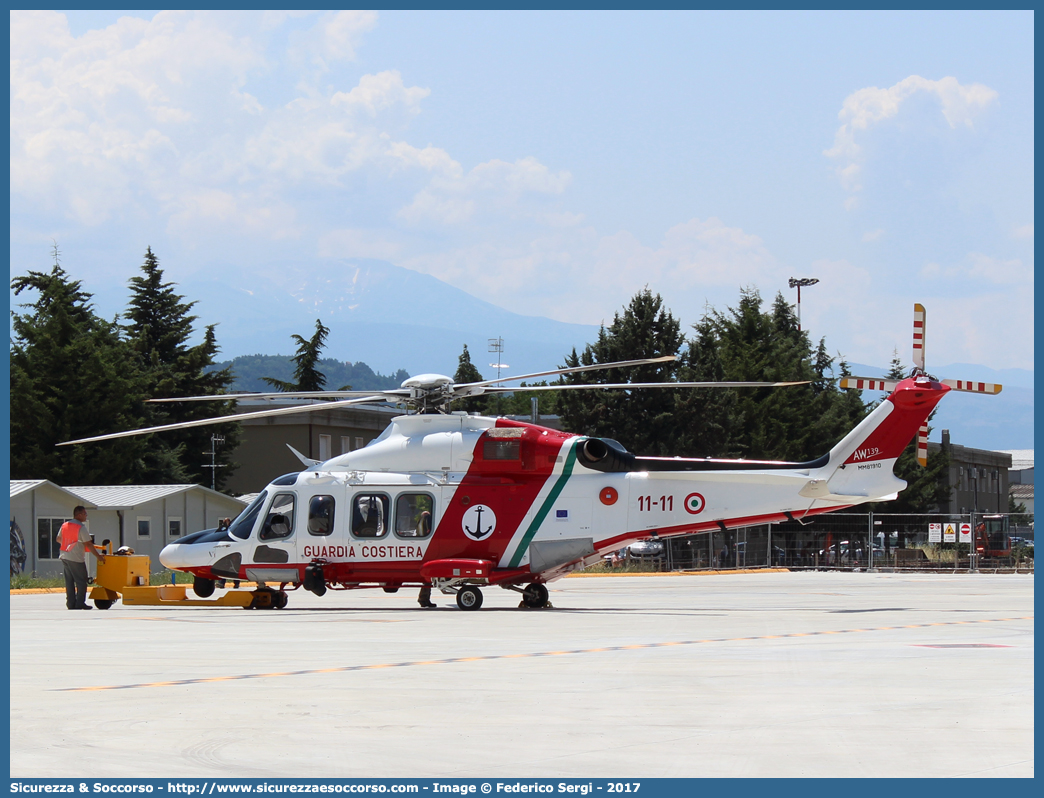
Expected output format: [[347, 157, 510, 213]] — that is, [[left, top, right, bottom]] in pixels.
[[351, 494, 388, 539], [395, 493, 435, 539], [259, 493, 296, 541], [228, 491, 268, 540]]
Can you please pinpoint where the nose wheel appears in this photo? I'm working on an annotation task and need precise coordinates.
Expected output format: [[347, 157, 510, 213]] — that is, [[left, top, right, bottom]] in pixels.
[[455, 585, 484, 611]]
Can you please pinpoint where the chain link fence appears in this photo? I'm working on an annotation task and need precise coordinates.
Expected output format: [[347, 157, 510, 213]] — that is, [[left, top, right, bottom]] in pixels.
[[650, 513, 1034, 573]]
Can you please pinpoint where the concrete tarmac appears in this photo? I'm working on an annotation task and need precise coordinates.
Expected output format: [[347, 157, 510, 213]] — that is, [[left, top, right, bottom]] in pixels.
[[9, 571, 1034, 778]]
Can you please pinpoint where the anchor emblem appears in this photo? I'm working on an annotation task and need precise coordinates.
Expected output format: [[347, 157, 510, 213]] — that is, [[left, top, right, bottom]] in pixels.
[[462, 504, 497, 540]]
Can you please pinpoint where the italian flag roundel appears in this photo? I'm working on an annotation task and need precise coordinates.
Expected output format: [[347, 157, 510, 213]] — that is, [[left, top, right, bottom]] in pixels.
[[684, 492, 706, 514]]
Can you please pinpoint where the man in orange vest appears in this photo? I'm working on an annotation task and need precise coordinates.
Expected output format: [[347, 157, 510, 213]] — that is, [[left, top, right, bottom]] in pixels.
[[58, 506, 106, 610]]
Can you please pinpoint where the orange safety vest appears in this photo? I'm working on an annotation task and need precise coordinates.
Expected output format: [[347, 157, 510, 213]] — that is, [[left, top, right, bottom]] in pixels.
[[58, 521, 82, 553]]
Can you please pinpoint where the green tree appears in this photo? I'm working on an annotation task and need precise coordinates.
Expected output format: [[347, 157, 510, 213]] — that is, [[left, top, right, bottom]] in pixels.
[[452, 344, 486, 413], [123, 247, 240, 488], [262, 319, 334, 392], [10, 249, 151, 484], [674, 316, 740, 457], [700, 288, 866, 461], [557, 289, 686, 456]]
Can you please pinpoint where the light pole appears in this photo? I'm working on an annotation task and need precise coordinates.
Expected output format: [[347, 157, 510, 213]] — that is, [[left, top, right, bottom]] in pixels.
[[788, 277, 819, 331], [488, 337, 507, 416]]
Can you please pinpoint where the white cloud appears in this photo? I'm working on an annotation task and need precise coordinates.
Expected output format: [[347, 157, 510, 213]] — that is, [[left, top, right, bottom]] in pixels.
[[397, 156, 572, 226], [921, 252, 1031, 285], [862, 229, 885, 242], [825, 75, 998, 204], [332, 70, 430, 117], [322, 10, 378, 61], [1013, 224, 1034, 239], [318, 229, 403, 260], [398, 215, 786, 328], [165, 189, 300, 243]]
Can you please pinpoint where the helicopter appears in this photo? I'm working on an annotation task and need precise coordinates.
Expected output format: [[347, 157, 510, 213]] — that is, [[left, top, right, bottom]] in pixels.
[[60, 304, 1000, 611]]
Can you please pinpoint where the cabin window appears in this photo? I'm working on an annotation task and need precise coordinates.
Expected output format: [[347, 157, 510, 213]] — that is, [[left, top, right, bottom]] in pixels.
[[228, 491, 268, 540], [351, 494, 389, 538], [395, 493, 435, 539], [259, 493, 296, 541], [308, 495, 336, 536], [484, 440, 521, 460]]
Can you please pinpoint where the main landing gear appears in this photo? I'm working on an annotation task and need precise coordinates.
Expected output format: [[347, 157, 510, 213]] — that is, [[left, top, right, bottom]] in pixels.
[[436, 581, 552, 610], [455, 585, 484, 611], [520, 582, 550, 609]]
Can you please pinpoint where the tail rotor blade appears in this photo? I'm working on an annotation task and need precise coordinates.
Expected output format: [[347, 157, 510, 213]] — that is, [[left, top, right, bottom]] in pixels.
[[917, 424, 929, 468], [941, 379, 1003, 395], [913, 303, 926, 372], [839, 377, 900, 392]]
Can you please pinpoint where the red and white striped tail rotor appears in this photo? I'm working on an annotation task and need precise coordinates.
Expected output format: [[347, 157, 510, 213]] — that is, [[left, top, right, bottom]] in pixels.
[[839, 303, 1002, 468], [838, 377, 900, 392], [941, 379, 1002, 395], [913, 302, 926, 372], [916, 424, 929, 468]]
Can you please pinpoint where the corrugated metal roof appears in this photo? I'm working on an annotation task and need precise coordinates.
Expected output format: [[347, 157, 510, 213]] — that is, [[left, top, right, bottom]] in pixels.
[[1010, 484, 1034, 500], [998, 450, 1034, 471], [10, 480, 48, 498], [65, 484, 206, 509]]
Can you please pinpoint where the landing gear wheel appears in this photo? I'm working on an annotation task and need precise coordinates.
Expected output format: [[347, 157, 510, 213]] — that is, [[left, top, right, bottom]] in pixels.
[[273, 591, 288, 609], [193, 576, 216, 598], [456, 585, 483, 611], [521, 583, 549, 608], [93, 599, 114, 610]]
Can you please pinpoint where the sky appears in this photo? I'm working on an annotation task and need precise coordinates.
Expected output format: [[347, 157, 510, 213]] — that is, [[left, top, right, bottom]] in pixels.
[[9, 9, 1035, 372]]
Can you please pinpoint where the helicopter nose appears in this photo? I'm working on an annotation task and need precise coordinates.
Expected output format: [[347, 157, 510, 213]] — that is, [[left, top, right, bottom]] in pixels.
[[159, 542, 184, 570]]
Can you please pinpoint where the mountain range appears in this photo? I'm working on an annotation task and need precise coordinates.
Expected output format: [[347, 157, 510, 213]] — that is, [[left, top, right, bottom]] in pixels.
[[187, 258, 1033, 452]]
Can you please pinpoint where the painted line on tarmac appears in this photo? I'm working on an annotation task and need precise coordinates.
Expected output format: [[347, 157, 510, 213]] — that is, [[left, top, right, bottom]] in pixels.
[[56, 615, 1032, 693]]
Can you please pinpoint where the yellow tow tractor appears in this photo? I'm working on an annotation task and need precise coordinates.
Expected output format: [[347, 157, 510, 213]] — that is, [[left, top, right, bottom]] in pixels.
[[88, 544, 286, 609]]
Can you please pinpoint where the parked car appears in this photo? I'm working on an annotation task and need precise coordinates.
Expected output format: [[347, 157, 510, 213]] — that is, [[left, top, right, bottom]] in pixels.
[[627, 539, 665, 558]]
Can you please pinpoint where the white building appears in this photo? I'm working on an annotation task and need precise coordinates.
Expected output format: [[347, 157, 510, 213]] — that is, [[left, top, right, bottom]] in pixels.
[[10, 481, 246, 578]]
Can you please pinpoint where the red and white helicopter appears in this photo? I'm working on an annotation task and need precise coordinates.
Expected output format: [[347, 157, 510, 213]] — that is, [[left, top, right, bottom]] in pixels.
[[62, 304, 999, 610]]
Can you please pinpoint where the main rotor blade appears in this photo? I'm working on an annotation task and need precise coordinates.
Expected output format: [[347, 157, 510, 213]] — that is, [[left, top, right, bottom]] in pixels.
[[150, 390, 401, 403], [479, 380, 810, 393], [58, 395, 392, 446], [462, 355, 679, 389]]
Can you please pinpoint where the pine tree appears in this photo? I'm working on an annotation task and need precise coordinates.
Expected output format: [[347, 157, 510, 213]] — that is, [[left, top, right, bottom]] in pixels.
[[262, 320, 332, 392], [124, 248, 240, 489], [10, 248, 151, 484], [557, 289, 686, 456], [700, 289, 868, 461], [674, 317, 739, 457], [452, 344, 486, 413]]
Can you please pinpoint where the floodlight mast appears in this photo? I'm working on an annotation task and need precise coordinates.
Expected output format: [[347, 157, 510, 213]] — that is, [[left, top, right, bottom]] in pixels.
[[488, 337, 507, 415], [788, 277, 819, 331]]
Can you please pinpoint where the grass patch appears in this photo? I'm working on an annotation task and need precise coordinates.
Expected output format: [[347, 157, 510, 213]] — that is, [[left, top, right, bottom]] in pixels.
[[10, 574, 64, 590], [584, 559, 667, 574], [148, 570, 195, 586]]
